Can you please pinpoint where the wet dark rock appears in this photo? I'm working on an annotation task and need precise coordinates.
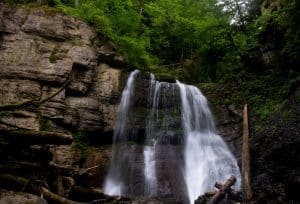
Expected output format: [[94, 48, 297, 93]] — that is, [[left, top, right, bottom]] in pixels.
[[98, 44, 126, 67], [0, 190, 48, 204], [109, 144, 187, 203], [250, 87, 300, 203]]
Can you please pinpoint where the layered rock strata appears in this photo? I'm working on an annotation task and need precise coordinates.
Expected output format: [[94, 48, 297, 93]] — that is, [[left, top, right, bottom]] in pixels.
[[0, 3, 125, 203], [0, 3, 123, 139]]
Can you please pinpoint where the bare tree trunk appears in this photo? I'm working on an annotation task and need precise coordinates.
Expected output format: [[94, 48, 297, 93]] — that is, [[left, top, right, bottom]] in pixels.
[[75, 0, 79, 8], [139, 0, 145, 16], [242, 104, 252, 200], [41, 187, 79, 204]]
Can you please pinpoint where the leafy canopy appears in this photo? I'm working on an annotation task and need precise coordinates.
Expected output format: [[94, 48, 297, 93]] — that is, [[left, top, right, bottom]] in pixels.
[[53, 0, 244, 81]]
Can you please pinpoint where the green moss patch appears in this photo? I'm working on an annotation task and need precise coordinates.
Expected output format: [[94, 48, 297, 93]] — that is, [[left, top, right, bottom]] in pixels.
[[49, 45, 60, 63]]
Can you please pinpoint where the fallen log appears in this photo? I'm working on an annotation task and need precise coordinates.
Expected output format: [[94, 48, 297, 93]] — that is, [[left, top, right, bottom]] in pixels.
[[41, 187, 79, 204], [0, 161, 43, 173], [70, 186, 107, 202], [0, 173, 28, 190], [242, 104, 252, 200], [0, 174, 79, 204], [208, 176, 236, 204], [0, 130, 73, 145]]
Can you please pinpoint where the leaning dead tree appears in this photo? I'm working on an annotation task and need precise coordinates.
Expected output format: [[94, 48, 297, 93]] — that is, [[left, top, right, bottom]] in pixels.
[[242, 104, 252, 200], [195, 176, 239, 204], [208, 176, 237, 204]]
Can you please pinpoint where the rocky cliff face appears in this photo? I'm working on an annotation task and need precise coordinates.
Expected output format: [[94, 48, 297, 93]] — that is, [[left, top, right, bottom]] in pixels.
[[0, 3, 127, 203], [0, 3, 123, 138]]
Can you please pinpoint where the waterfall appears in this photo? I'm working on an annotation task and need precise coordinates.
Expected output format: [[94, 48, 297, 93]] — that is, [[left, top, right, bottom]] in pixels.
[[103, 70, 240, 203], [143, 74, 158, 196], [103, 70, 140, 196], [177, 81, 241, 204]]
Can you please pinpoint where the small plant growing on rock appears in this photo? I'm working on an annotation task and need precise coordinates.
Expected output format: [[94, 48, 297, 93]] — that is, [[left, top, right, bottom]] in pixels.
[[72, 130, 88, 152]]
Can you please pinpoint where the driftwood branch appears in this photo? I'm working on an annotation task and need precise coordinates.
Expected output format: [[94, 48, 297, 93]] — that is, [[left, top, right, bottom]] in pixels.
[[70, 186, 107, 201], [0, 130, 73, 145], [208, 176, 236, 204], [242, 104, 252, 200], [41, 187, 79, 204], [49, 161, 92, 177]]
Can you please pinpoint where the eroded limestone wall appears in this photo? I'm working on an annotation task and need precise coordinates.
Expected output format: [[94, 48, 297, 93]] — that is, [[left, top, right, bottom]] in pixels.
[[0, 3, 123, 138]]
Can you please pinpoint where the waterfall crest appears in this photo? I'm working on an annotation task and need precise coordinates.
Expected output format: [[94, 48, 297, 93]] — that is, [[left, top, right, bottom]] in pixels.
[[104, 70, 240, 203]]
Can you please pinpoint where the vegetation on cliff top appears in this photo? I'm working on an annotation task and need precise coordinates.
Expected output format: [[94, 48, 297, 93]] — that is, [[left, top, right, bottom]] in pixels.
[[3, 0, 300, 120], [52, 0, 299, 82]]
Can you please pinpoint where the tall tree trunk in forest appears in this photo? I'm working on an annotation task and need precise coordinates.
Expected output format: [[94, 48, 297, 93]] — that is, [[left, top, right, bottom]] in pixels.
[[242, 104, 252, 200], [139, 0, 144, 16], [75, 0, 79, 7]]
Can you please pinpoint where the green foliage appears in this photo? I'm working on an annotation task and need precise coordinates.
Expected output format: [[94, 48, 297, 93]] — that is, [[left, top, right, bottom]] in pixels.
[[51, 0, 244, 81], [53, 0, 156, 69], [5, 0, 299, 85], [72, 130, 88, 152], [0, 111, 11, 119], [224, 70, 300, 120], [255, 99, 282, 119], [4, 0, 300, 123], [49, 45, 60, 63], [256, 0, 300, 71]]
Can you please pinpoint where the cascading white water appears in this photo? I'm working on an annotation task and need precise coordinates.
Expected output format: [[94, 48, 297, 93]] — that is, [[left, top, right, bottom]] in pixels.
[[143, 74, 158, 196], [177, 81, 241, 204], [143, 140, 157, 196], [103, 70, 140, 196], [103, 70, 241, 203]]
